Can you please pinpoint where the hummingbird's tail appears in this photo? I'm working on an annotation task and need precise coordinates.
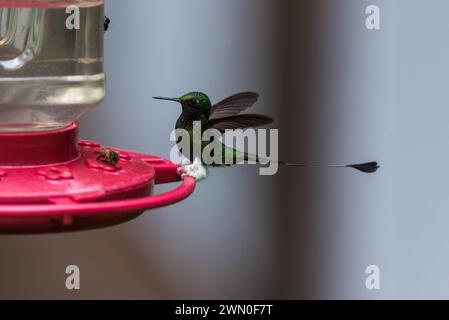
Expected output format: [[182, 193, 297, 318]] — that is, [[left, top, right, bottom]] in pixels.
[[244, 153, 379, 174], [277, 161, 380, 174]]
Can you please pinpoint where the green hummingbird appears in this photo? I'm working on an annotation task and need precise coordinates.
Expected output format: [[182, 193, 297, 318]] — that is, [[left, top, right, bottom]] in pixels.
[[154, 92, 379, 178]]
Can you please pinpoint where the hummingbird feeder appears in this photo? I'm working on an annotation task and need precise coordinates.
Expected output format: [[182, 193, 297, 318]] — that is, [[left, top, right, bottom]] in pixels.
[[0, 0, 195, 234]]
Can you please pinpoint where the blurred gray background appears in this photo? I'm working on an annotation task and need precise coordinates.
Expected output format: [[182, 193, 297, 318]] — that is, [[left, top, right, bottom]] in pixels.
[[1, 0, 449, 299]]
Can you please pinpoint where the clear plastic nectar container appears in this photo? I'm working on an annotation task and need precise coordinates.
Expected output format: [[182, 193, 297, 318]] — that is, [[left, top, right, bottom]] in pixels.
[[0, 0, 105, 131]]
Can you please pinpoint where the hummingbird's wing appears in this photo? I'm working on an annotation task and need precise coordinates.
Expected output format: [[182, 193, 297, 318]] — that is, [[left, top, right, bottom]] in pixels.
[[209, 92, 259, 120], [208, 114, 274, 133]]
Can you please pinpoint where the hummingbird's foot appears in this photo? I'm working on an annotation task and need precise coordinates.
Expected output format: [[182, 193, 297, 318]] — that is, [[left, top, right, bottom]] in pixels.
[[177, 158, 208, 181]]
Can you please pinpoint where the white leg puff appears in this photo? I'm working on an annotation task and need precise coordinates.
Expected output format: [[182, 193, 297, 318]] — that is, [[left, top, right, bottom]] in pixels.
[[177, 157, 208, 181]]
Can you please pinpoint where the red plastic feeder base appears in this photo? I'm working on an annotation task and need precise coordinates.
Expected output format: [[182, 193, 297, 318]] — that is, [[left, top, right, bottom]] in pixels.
[[0, 123, 195, 234]]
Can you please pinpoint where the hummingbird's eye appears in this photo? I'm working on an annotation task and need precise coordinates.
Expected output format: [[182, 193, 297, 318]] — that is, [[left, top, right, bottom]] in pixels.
[[191, 99, 199, 106]]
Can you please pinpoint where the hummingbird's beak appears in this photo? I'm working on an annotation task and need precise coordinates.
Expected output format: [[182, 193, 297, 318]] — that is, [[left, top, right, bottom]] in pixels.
[[153, 97, 181, 103]]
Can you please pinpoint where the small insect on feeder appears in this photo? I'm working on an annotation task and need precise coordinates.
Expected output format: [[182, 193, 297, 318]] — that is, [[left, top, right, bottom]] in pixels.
[[0, 0, 195, 234]]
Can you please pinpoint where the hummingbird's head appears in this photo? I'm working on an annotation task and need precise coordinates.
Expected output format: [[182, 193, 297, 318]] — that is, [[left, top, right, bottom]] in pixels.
[[179, 92, 212, 111], [153, 92, 212, 118]]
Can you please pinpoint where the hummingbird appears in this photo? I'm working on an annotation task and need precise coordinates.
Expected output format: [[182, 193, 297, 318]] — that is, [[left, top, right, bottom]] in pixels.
[[154, 92, 379, 180], [104, 16, 111, 32]]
